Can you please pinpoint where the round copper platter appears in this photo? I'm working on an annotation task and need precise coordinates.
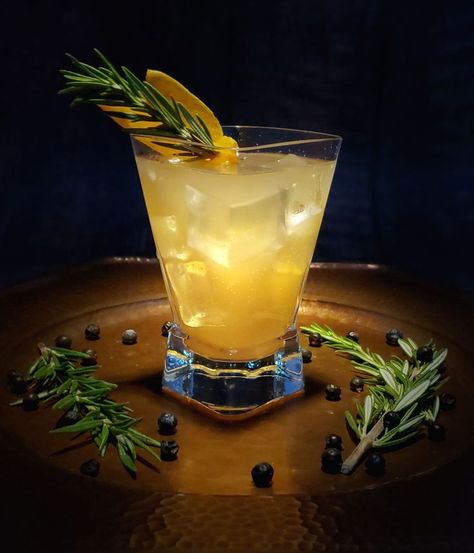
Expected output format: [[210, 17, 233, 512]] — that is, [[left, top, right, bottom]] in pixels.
[[0, 259, 473, 552]]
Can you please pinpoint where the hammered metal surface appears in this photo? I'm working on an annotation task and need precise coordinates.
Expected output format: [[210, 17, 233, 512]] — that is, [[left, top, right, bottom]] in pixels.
[[0, 260, 473, 552]]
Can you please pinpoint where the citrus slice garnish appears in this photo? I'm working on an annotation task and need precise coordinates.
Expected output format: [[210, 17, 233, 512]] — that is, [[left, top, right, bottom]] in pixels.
[[146, 70, 224, 143], [146, 69, 238, 164], [100, 70, 238, 163]]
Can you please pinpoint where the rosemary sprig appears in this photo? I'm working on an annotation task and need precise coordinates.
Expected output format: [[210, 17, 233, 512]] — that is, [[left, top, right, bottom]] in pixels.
[[10, 344, 161, 473], [301, 323, 448, 474], [59, 49, 216, 158]]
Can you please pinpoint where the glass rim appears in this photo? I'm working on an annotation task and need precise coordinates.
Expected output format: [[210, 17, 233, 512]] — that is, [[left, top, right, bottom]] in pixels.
[[131, 125, 342, 153]]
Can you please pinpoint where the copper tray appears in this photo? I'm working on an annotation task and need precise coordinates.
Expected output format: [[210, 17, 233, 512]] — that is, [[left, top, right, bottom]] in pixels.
[[0, 259, 473, 552]]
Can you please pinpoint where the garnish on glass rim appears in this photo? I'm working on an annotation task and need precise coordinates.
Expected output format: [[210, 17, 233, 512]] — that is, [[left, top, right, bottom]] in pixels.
[[10, 344, 162, 473], [59, 48, 237, 162], [302, 323, 449, 474]]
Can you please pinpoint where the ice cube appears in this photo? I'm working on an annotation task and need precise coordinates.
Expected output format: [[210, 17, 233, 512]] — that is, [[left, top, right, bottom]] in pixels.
[[153, 215, 190, 261], [164, 260, 224, 327], [165, 214, 177, 232], [283, 168, 324, 235], [285, 197, 322, 233], [277, 153, 309, 168], [186, 184, 286, 266]]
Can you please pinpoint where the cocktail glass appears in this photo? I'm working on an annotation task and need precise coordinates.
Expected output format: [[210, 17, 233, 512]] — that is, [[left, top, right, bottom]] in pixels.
[[132, 126, 341, 419]]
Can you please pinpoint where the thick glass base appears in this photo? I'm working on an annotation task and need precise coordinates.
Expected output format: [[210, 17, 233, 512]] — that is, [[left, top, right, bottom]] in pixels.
[[163, 325, 305, 419]]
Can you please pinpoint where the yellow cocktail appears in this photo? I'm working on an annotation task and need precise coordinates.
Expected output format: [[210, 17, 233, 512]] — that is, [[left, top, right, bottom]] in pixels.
[[136, 151, 335, 359], [133, 127, 341, 417]]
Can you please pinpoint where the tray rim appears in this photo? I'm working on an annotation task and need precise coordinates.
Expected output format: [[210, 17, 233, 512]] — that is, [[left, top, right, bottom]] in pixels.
[[1, 257, 473, 308]]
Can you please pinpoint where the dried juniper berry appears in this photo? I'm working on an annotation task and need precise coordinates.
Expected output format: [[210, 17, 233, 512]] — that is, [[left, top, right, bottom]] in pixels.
[[55, 335, 72, 349], [309, 333, 323, 347], [9, 375, 28, 394], [325, 434, 343, 450], [350, 377, 364, 392], [251, 462, 274, 487], [428, 422, 446, 441], [437, 364, 447, 375], [80, 459, 100, 477], [365, 452, 386, 475], [161, 440, 179, 461], [56, 406, 82, 428], [301, 349, 312, 363], [383, 411, 400, 429], [22, 392, 39, 411], [325, 384, 341, 401], [122, 329, 138, 345], [386, 328, 403, 346], [6, 369, 22, 386], [81, 349, 98, 367], [439, 392, 456, 410], [158, 412, 178, 435], [321, 448, 342, 473], [416, 345, 433, 363], [85, 324, 100, 341], [161, 321, 174, 337], [346, 331, 359, 343]]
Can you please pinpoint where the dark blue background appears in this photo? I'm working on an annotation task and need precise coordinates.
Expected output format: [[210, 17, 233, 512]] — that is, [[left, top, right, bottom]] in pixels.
[[1, 1, 473, 292]]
